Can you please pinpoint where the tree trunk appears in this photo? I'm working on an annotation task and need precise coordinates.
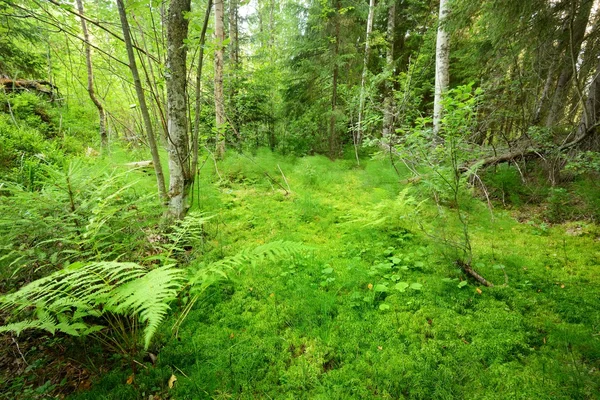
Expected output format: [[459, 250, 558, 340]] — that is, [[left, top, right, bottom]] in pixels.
[[193, 0, 213, 183], [382, 2, 395, 140], [166, 0, 192, 219], [356, 0, 375, 144], [229, 0, 239, 66], [214, 0, 226, 157], [116, 0, 167, 203], [75, 0, 107, 152], [433, 0, 450, 141], [329, 0, 341, 159], [545, 0, 593, 128]]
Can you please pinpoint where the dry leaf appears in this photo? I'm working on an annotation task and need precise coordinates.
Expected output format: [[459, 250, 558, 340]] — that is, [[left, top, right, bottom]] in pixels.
[[367, 283, 373, 290], [377, 346, 383, 351], [126, 374, 134, 385], [560, 284, 565, 288], [230, 332, 235, 339], [476, 288, 482, 295], [148, 352, 157, 365], [168, 374, 177, 389], [269, 293, 275, 298]]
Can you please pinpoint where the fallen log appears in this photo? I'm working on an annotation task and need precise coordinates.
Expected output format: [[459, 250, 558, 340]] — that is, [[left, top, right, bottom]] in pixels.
[[0, 78, 59, 99], [125, 160, 154, 168]]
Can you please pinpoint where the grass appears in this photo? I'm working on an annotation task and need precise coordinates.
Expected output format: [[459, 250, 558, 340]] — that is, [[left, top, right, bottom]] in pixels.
[[61, 149, 600, 399], [1, 147, 599, 399]]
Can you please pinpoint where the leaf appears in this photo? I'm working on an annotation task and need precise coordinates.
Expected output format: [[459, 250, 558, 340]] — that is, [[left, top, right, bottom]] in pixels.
[[394, 282, 409, 292], [390, 257, 401, 265], [321, 267, 334, 274], [457, 281, 468, 288], [374, 284, 388, 292], [168, 374, 177, 389], [492, 264, 506, 270], [126, 374, 134, 385], [379, 303, 390, 311], [409, 283, 423, 291], [476, 288, 483, 295]]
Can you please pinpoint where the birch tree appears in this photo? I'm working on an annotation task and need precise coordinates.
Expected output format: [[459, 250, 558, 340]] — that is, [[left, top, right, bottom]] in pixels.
[[433, 0, 450, 141], [356, 0, 375, 145], [166, 0, 192, 218], [75, 0, 107, 152]]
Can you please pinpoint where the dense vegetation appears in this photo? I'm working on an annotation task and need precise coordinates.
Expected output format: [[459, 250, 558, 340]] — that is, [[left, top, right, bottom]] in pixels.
[[0, 0, 599, 398]]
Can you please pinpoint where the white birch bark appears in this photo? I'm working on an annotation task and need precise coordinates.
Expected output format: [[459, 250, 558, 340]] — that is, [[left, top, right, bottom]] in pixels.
[[433, 0, 450, 140], [356, 0, 375, 144]]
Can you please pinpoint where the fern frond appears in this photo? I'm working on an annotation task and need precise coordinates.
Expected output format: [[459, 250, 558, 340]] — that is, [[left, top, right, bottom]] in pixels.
[[0, 261, 185, 349], [189, 241, 307, 293], [105, 265, 185, 349]]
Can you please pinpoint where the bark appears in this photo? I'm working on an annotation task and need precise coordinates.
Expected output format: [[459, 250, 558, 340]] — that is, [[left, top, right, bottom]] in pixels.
[[382, 2, 396, 139], [329, 0, 341, 159], [193, 0, 213, 183], [214, 0, 226, 157], [75, 0, 107, 151], [116, 0, 167, 202], [229, 0, 239, 66], [433, 0, 450, 140], [544, 0, 593, 128], [574, 56, 600, 149], [356, 0, 375, 144], [166, 0, 193, 219]]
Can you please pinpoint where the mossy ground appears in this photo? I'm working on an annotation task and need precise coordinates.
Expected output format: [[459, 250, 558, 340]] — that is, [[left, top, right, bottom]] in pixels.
[[37, 150, 600, 399]]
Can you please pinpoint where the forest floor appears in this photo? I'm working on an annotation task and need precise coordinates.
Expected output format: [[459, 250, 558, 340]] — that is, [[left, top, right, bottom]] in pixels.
[[4, 150, 600, 399]]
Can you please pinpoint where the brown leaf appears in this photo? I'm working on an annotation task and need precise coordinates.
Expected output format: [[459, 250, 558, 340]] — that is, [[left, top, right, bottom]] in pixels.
[[126, 374, 134, 385], [476, 288, 482, 295], [148, 352, 157, 365], [168, 374, 177, 389]]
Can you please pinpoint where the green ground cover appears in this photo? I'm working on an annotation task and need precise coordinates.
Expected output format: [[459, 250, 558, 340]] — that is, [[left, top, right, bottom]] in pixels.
[[65, 150, 600, 399]]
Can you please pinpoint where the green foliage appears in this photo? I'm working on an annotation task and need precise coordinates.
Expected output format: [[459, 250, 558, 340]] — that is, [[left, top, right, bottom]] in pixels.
[[0, 158, 162, 290], [0, 262, 185, 350]]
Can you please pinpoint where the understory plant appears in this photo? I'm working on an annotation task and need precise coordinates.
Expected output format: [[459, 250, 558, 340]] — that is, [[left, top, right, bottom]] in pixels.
[[392, 84, 493, 285]]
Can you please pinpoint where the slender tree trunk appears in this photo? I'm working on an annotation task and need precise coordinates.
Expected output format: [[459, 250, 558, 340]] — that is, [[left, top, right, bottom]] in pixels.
[[116, 0, 167, 202], [214, 0, 226, 157], [433, 0, 450, 141], [75, 0, 107, 152], [192, 0, 213, 185], [382, 2, 396, 139], [575, 57, 600, 149], [166, 0, 192, 219], [229, 0, 239, 66], [329, 0, 341, 159], [356, 0, 375, 144], [545, 0, 593, 128]]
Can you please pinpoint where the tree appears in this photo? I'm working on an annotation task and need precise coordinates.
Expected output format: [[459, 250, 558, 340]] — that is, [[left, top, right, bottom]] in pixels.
[[433, 0, 450, 140], [166, 0, 193, 219], [356, 0, 375, 145], [75, 0, 107, 151], [215, 0, 226, 157], [116, 0, 167, 202], [382, 0, 395, 139]]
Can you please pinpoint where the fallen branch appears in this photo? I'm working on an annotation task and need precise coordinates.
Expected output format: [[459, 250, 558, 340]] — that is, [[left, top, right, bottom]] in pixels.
[[456, 260, 494, 287]]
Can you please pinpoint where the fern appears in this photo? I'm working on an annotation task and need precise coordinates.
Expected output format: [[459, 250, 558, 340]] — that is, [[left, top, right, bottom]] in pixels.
[[188, 241, 308, 294], [0, 262, 185, 349]]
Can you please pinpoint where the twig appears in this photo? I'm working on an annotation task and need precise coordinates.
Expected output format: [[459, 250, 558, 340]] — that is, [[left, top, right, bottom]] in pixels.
[[277, 164, 291, 193], [11, 335, 28, 366]]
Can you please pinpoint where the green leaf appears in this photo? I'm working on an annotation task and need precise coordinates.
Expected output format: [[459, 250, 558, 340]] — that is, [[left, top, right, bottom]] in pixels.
[[409, 283, 423, 291], [379, 303, 390, 311], [458, 281, 468, 288], [374, 284, 388, 293], [394, 282, 409, 292], [321, 267, 334, 274]]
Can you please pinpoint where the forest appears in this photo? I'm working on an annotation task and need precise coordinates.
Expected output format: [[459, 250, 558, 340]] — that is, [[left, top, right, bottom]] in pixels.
[[0, 0, 599, 398]]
